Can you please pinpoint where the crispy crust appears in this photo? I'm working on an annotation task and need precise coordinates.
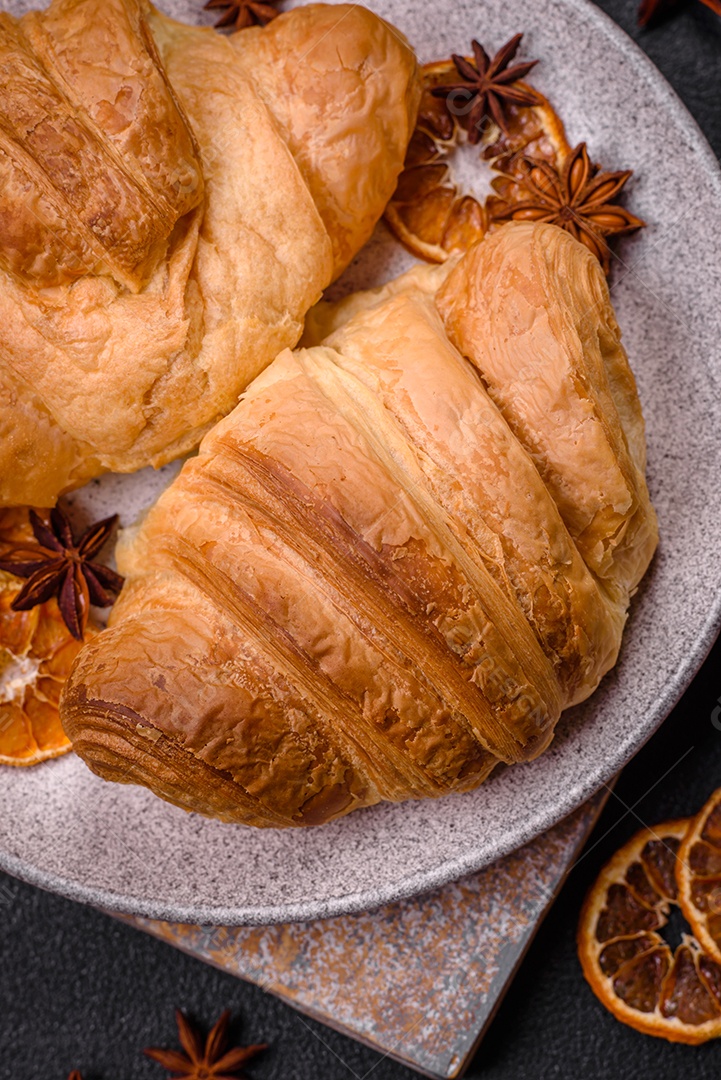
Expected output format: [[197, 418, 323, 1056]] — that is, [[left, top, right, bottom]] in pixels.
[[62, 223, 658, 827], [0, 1, 420, 507]]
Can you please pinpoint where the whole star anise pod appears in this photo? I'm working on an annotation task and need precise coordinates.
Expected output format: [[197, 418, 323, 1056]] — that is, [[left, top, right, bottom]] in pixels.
[[431, 34, 543, 144], [203, 0, 280, 31], [638, 0, 721, 27], [490, 142, 645, 274], [145, 1009, 267, 1080], [0, 506, 123, 641]]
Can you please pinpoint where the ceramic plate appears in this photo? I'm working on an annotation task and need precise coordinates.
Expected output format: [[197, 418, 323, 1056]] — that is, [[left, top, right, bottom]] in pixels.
[[2, 0, 720, 925]]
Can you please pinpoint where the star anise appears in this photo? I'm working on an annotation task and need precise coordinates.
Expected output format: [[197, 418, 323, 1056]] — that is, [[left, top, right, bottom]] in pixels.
[[431, 34, 543, 144], [638, 0, 721, 27], [203, 0, 280, 31], [489, 142, 645, 274], [145, 1009, 267, 1080], [0, 506, 123, 641]]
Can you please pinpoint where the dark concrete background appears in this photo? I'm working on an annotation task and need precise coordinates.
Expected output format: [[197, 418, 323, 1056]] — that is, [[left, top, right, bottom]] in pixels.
[[1, 1, 720, 1077]]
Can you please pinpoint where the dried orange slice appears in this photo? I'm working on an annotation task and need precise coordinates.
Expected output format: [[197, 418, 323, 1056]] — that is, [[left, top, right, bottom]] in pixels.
[[0, 508, 89, 766], [384, 58, 570, 262], [677, 788, 721, 966], [578, 819, 721, 1044]]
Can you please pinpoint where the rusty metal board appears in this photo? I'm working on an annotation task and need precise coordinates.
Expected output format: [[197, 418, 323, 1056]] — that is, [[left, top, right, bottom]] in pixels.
[[119, 791, 607, 1078]]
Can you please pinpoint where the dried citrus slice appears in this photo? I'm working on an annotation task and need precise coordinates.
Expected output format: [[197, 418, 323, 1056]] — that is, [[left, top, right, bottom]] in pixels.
[[577, 819, 721, 1044], [384, 57, 570, 262], [0, 508, 89, 766], [677, 788, 721, 966]]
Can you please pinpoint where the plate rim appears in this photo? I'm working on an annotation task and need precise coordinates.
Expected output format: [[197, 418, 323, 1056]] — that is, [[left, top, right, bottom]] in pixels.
[[2, 0, 721, 925]]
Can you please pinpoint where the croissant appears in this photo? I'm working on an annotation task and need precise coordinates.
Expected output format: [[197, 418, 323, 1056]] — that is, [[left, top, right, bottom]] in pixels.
[[0, 0, 419, 507], [61, 222, 659, 828]]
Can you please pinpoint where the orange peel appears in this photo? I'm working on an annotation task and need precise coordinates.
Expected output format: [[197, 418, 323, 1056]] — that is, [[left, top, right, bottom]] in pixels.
[[384, 57, 570, 262], [677, 787, 721, 967], [578, 819, 721, 1044], [0, 508, 90, 766]]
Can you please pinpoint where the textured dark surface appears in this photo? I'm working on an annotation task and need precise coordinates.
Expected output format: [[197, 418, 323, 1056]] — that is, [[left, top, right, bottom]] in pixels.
[[1, 1, 721, 1077]]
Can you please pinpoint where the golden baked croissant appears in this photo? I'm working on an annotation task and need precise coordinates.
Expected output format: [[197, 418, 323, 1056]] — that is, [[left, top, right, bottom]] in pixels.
[[0, 0, 419, 507], [62, 222, 658, 828]]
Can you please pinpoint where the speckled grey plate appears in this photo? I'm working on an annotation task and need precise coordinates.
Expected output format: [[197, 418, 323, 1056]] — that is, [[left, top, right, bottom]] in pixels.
[[2, 0, 720, 926]]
